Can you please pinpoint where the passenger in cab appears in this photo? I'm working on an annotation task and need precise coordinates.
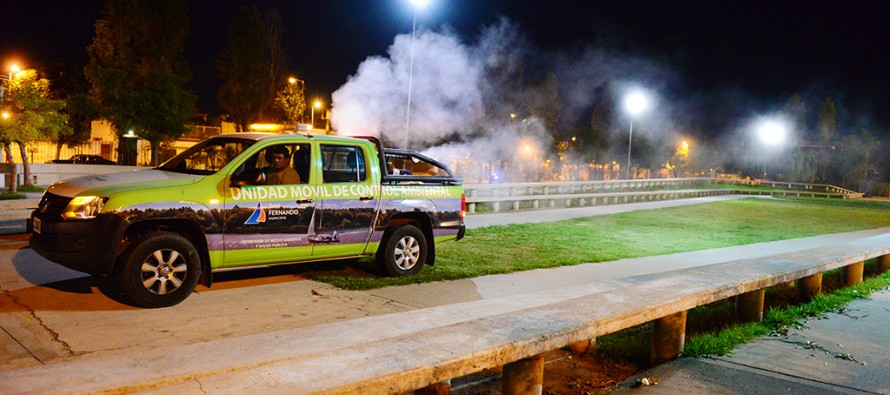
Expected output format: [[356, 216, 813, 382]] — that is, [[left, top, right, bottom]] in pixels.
[[265, 145, 300, 185]]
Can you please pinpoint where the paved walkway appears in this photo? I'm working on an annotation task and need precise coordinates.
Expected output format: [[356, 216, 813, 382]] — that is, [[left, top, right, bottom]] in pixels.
[[614, 290, 890, 394], [0, 193, 40, 234]]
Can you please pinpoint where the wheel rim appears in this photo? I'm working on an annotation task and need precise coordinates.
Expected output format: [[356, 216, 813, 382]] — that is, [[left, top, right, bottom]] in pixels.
[[394, 235, 420, 270], [140, 249, 188, 295]]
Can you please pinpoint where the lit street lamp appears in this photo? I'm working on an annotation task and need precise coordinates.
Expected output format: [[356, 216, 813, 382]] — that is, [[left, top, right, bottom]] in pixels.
[[311, 100, 323, 130], [404, 0, 431, 149], [755, 117, 789, 179], [624, 90, 649, 179], [1, 64, 22, 99], [757, 120, 787, 146]]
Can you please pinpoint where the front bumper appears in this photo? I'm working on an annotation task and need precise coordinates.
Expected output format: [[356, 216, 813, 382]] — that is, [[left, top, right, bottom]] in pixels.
[[28, 211, 127, 277]]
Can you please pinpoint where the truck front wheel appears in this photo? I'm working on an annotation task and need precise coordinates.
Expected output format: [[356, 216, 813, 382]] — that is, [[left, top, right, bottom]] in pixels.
[[120, 232, 201, 308], [378, 225, 428, 276]]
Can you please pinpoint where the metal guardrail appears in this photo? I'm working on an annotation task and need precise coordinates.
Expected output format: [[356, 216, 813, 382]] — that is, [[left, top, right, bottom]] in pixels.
[[464, 178, 864, 213]]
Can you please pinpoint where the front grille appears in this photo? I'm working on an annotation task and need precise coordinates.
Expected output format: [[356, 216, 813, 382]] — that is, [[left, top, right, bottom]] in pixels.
[[38, 192, 72, 220]]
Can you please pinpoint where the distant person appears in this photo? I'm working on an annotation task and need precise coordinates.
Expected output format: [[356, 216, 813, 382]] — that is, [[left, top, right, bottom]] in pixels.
[[265, 145, 300, 185]]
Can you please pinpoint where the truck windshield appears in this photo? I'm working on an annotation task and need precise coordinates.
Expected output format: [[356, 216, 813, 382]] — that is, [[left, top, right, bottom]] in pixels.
[[158, 137, 256, 175]]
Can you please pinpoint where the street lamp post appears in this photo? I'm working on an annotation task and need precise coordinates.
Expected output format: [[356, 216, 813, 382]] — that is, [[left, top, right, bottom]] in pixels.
[[404, 0, 431, 149], [1, 64, 21, 99], [624, 91, 649, 179], [311, 100, 322, 130], [756, 119, 788, 179]]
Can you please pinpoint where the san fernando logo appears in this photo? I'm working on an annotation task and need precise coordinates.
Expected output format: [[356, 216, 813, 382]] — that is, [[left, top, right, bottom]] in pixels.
[[244, 201, 267, 225]]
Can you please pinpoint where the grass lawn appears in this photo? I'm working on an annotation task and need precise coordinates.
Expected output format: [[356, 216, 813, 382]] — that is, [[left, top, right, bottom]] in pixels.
[[313, 197, 890, 289]]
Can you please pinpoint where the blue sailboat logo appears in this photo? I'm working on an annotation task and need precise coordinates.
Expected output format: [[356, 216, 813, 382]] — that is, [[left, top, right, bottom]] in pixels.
[[244, 201, 266, 225]]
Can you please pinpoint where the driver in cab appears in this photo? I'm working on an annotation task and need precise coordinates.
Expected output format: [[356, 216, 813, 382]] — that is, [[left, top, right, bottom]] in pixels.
[[265, 145, 300, 185]]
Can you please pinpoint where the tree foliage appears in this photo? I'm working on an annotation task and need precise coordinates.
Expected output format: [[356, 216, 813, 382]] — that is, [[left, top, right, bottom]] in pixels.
[[275, 81, 306, 125], [835, 130, 875, 191], [524, 72, 561, 131], [218, 6, 289, 132], [0, 69, 70, 190], [85, 0, 196, 165], [47, 62, 100, 152]]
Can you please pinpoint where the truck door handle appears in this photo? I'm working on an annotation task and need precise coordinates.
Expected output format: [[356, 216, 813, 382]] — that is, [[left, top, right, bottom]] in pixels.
[[297, 199, 314, 204], [359, 196, 374, 201]]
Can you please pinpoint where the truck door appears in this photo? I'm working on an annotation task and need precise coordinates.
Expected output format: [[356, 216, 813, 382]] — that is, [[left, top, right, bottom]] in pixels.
[[221, 143, 317, 266], [311, 143, 378, 258]]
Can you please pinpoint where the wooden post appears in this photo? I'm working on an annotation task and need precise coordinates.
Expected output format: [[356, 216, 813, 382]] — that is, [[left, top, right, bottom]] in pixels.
[[416, 381, 451, 395], [567, 338, 596, 355], [503, 355, 544, 395], [650, 311, 687, 365], [797, 273, 823, 302], [843, 261, 865, 286], [880, 254, 890, 274], [734, 289, 765, 323]]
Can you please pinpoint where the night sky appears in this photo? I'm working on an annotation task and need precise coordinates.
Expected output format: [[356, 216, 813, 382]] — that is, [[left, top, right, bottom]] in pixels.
[[2, 0, 889, 137]]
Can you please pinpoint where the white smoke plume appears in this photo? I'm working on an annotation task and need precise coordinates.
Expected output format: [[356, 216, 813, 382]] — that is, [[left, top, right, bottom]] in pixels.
[[332, 28, 484, 146], [331, 19, 680, 181]]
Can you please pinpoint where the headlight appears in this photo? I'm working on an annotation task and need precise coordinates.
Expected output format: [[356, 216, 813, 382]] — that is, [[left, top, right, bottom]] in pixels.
[[62, 196, 107, 220]]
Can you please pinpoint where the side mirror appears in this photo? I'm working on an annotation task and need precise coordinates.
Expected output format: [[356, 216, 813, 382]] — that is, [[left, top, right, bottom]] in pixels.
[[230, 168, 266, 187]]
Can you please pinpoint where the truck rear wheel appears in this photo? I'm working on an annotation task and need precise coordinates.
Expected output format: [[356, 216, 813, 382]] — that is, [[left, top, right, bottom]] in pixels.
[[378, 225, 427, 276], [120, 231, 201, 308]]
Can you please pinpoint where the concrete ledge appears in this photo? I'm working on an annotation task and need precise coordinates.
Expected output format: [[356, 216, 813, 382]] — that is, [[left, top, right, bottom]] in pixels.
[[2, 233, 889, 394]]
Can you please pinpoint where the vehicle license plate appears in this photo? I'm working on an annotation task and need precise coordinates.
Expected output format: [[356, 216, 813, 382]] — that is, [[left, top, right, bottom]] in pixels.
[[33, 217, 41, 234]]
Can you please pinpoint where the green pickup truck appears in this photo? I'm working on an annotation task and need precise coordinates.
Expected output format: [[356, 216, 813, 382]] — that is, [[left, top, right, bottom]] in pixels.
[[29, 133, 465, 307]]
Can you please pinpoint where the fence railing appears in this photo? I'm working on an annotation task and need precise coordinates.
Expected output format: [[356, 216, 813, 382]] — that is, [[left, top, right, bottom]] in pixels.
[[464, 178, 864, 213]]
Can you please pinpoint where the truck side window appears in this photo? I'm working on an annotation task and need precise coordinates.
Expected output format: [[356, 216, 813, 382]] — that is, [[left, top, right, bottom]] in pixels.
[[243, 143, 310, 185], [321, 145, 366, 183]]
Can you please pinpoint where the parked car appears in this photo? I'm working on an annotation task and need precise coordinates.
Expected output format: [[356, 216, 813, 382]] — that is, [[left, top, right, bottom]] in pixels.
[[51, 154, 116, 165]]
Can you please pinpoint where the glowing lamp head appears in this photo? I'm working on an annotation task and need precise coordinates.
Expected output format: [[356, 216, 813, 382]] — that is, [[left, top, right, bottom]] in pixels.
[[624, 92, 649, 116], [10, 65, 20, 73], [288, 77, 297, 84], [314, 100, 322, 109], [757, 120, 787, 146], [409, 0, 431, 9]]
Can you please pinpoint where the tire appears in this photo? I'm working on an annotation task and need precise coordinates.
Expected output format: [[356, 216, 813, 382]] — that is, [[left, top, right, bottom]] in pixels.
[[120, 232, 201, 308], [378, 225, 428, 276]]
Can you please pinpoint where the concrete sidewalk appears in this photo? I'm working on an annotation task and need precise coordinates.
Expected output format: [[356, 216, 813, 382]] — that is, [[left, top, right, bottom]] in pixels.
[[0, 193, 40, 234], [614, 290, 890, 394]]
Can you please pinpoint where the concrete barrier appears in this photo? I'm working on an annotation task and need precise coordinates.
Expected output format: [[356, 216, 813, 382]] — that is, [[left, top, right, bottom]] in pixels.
[[465, 187, 857, 213], [3, 232, 889, 394]]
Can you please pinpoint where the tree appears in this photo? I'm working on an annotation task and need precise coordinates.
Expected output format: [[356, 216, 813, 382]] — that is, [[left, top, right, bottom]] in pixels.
[[781, 93, 810, 182], [275, 80, 306, 125], [85, 0, 196, 165], [817, 98, 836, 142], [586, 85, 617, 163], [261, 9, 288, 121], [835, 129, 875, 191], [814, 98, 837, 182], [782, 93, 808, 140], [524, 72, 561, 131], [0, 69, 70, 192], [47, 62, 100, 159], [218, 6, 289, 132]]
